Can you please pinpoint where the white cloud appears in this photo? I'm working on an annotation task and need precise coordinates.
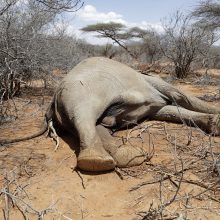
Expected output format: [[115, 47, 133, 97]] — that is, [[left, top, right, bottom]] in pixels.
[[124, 21, 164, 34], [77, 5, 126, 24], [76, 5, 164, 32], [139, 21, 164, 33]]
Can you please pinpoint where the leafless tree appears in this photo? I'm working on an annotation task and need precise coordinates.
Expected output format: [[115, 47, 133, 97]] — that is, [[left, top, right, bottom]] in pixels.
[[127, 27, 162, 64], [192, 0, 220, 71], [0, 0, 84, 117], [210, 46, 220, 68], [35, 0, 84, 12], [161, 11, 216, 78], [192, 0, 220, 31], [98, 43, 118, 59]]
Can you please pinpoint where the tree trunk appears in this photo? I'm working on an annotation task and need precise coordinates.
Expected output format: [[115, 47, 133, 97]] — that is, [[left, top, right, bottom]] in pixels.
[[175, 64, 190, 79]]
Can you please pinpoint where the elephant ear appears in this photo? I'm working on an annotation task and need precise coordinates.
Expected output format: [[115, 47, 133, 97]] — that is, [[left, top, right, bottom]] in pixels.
[[103, 99, 125, 117]]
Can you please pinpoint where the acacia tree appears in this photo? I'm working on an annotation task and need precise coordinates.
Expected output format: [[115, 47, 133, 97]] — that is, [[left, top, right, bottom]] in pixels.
[[161, 11, 216, 78], [81, 22, 138, 59], [192, 0, 220, 30]]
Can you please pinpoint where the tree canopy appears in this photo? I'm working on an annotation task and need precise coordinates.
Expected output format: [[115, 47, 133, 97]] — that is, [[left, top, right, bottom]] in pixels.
[[81, 22, 137, 58]]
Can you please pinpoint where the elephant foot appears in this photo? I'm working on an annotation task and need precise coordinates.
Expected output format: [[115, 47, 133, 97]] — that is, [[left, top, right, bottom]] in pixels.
[[110, 145, 147, 168], [77, 148, 116, 172], [208, 114, 220, 136]]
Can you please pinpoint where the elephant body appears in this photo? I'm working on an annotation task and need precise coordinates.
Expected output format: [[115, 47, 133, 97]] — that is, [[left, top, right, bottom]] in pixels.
[[47, 57, 220, 172]]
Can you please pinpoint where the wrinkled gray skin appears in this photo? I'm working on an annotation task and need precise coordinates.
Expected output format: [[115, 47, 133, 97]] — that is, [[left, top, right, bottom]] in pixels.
[[47, 57, 220, 172]]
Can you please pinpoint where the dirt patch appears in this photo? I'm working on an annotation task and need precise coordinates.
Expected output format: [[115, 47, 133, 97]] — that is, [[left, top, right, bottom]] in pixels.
[[1, 79, 220, 220]]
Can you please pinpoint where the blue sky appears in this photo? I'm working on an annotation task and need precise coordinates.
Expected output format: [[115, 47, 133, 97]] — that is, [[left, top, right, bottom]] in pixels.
[[64, 0, 202, 44], [81, 0, 198, 22]]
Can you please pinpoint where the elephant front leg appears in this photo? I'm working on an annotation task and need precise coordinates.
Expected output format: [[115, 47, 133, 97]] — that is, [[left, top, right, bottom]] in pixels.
[[75, 122, 116, 172], [96, 125, 148, 168], [152, 105, 220, 135]]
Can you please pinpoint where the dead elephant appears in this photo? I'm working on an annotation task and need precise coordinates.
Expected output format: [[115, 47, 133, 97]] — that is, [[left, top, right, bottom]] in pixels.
[[1, 57, 220, 172], [46, 57, 220, 171]]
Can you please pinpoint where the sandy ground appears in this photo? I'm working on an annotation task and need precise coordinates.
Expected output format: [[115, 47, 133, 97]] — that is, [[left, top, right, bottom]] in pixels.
[[0, 73, 220, 220]]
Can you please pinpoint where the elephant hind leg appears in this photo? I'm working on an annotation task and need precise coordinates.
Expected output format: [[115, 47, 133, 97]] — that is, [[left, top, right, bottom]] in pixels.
[[75, 122, 116, 171], [152, 105, 220, 135], [60, 85, 116, 172], [64, 114, 116, 171], [145, 75, 220, 114], [96, 125, 147, 168]]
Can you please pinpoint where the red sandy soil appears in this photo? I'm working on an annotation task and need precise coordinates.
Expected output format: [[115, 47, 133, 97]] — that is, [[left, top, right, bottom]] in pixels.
[[0, 72, 220, 220]]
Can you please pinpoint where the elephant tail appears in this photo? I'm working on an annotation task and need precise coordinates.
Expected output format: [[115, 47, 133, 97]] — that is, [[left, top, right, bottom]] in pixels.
[[0, 118, 48, 145]]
